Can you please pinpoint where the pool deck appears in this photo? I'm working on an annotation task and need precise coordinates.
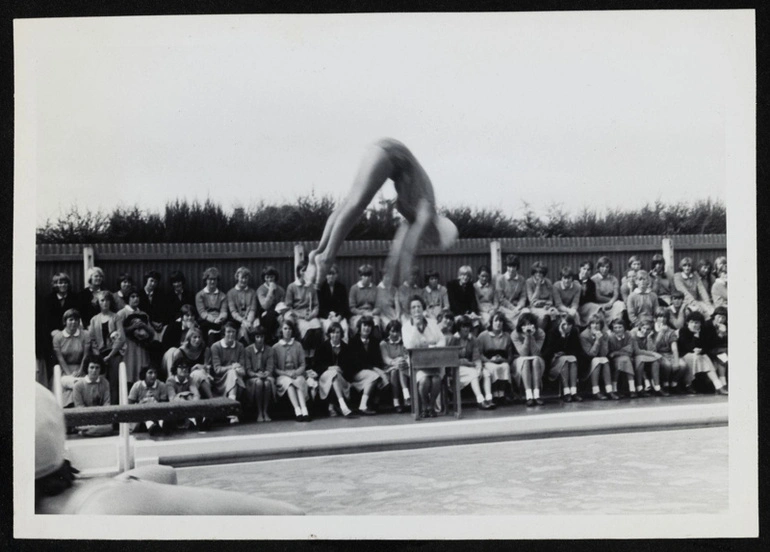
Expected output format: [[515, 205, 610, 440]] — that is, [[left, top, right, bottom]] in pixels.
[[65, 394, 728, 476]]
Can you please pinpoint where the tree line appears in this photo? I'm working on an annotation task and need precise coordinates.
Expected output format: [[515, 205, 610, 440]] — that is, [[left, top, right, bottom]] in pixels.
[[36, 196, 726, 244]]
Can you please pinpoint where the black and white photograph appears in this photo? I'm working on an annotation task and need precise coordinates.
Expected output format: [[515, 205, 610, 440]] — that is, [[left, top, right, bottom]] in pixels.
[[13, 9, 756, 540]]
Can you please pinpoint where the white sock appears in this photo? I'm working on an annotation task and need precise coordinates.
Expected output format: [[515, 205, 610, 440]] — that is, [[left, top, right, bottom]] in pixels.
[[188, 417, 197, 426], [485, 393, 493, 401], [612, 383, 618, 392], [563, 387, 570, 396], [605, 384, 613, 394], [294, 406, 302, 416], [475, 394, 485, 404], [533, 389, 540, 399], [713, 380, 723, 390], [359, 394, 369, 410], [300, 405, 309, 416], [720, 376, 727, 386], [570, 386, 577, 395], [402, 389, 411, 400], [653, 384, 661, 391], [644, 379, 652, 390], [146, 421, 155, 430], [628, 381, 637, 393], [393, 398, 400, 407], [525, 389, 533, 400], [592, 385, 600, 395]]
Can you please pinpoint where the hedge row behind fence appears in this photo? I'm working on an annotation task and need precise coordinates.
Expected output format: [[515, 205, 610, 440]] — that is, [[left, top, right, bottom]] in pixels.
[[36, 235, 726, 298]]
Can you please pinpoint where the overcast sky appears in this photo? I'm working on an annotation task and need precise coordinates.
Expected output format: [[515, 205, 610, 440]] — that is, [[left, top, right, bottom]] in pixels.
[[15, 11, 749, 226]]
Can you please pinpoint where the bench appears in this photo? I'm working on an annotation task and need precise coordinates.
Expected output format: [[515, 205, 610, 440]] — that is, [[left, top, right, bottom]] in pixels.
[[63, 397, 241, 426]]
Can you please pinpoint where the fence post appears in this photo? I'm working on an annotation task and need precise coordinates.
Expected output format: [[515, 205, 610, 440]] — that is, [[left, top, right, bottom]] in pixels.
[[293, 244, 306, 276], [83, 246, 95, 287], [662, 238, 674, 278], [490, 241, 502, 278]]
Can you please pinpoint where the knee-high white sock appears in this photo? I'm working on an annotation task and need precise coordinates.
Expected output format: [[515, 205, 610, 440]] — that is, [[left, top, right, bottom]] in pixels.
[[359, 394, 369, 410]]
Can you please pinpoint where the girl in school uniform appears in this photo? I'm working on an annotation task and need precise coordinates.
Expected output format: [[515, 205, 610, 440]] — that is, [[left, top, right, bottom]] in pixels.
[[577, 260, 602, 327], [630, 315, 666, 396], [591, 257, 627, 324], [256, 266, 286, 345], [284, 263, 324, 362], [512, 312, 547, 406], [348, 264, 381, 337], [77, 267, 106, 327], [525, 261, 559, 331], [318, 264, 352, 342], [667, 291, 687, 331], [543, 314, 584, 402], [315, 322, 356, 417], [620, 256, 643, 303], [553, 267, 582, 326], [704, 306, 728, 390], [626, 270, 659, 328], [496, 254, 529, 328], [375, 268, 400, 336], [673, 257, 714, 317], [87, 291, 123, 406], [579, 313, 617, 400], [473, 265, 499, 327], [52, 308, 89, 407], [607, 317, 641, 398], [115, 292, 156, 393], [398, 266, 425, 323], [696, 259, 715, 301], [448, 315, 495, 410], [649, 254, 673, 306], [273, 319, 312, 421], [175, 326, 214, 400], [347, 315, 388, 415], [112, 273, 134, 311], [195, 267, 229, 344], [677, 311, 727, 395], [711, 265, 728, 309], [379, 320, 411, 412], [650, 308, 686, 394], [243, 326, 276, 423], [476, 311, 515, 404], [227, 266, 259, 345], [423, 269, 450, 321]]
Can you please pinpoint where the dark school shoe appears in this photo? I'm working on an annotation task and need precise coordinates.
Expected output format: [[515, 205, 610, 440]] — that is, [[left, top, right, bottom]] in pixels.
[[534, 397, 545, 406], [571, 393, 583, 402], [526, 399, 535, 407], [359, 408, 377, 416], [593, 393, 608, 401], [608, 392, 621, 400]]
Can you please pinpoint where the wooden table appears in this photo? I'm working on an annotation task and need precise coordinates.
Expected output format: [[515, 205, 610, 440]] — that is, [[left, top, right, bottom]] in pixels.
[[407, 346, 463, 421]]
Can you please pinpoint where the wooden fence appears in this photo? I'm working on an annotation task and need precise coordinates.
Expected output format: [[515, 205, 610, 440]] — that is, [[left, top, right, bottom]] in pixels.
[[35, 234, 726, 295]]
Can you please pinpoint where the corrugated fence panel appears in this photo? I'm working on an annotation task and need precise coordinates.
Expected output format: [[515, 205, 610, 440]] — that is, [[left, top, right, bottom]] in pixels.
[[36, 235, 726, 295]]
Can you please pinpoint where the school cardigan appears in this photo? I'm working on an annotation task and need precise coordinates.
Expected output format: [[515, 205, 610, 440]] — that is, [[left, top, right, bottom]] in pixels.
[[495, 272, 527, 309], [346, 336, 383, 379], [315, 340, 354, 376], [318, 280, 351, 319], [447, 279, 479, 316], [543, 326, 584, 364], [72, 376, 111, 407], [512, 328, 546, 357]]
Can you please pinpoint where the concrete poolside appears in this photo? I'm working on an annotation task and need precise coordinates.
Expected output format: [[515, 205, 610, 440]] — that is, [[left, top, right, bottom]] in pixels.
[[65, 394, 728, 476]]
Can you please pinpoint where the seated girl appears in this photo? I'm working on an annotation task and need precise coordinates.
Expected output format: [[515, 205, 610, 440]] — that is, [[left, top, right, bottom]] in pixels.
[[649, 253, 672, 306], [620, 255, 643, 302], [87, 291, 122, 405], [591, 256, 627, 323], [256, 266, 286, 345], [397, 265, 424, 323], [244, 326, 277, 422], [711, 265, 728, 309], [667, 290, 687, 330], [677, 311, 727, 395], [375, 268, 401, 334], [116, 293, 156, 392], [175, 326, 214, 400], [195, 267, 229, 344], [579, 313, 617, 400], [626, 269, 659, 328], [318, 264, 351, 342], [650, 308, 686, 394], [162, 304, 199, 352], [112, 273, 134, 311], [673, 257, 714, 317], [166, 357, 201, 430], [401, 295, 446, 418], [348, 264, 381, 337], [630, 315, 665, 396], [72, 355, 113, 436], [607, 317, 641, 398], [543, 314, 584, 402], [227, 266, 259, 345], [315, 322, 356, 417], [496, 254, 529, 328], [476, 311, 515, 404], [166, 270, 196, 323], [347, 315, 388, 415], [423, 269, 450, 321], [284, 263, 324, 361], [273, 319, 312, 421], [379, 320, 411, 412], [576, 260, 602, 327], [696, 259, 715, 301], [512, 312, 547, 406], [704, 306, 728, 390], [525, 261, 559, 330], [210, 321, 248, 424], [473, 265, 499, 327], [127, 366, 169, 435], [446, 266, 480, 324], [553, 267, 582, 326], [448, 315, 495, 410], [77, 267, 106, 327], [52, 308, 89, 407]]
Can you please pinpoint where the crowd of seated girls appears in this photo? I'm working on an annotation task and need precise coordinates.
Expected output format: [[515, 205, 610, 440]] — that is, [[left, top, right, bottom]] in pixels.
[[35, 252, 729, 431]]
